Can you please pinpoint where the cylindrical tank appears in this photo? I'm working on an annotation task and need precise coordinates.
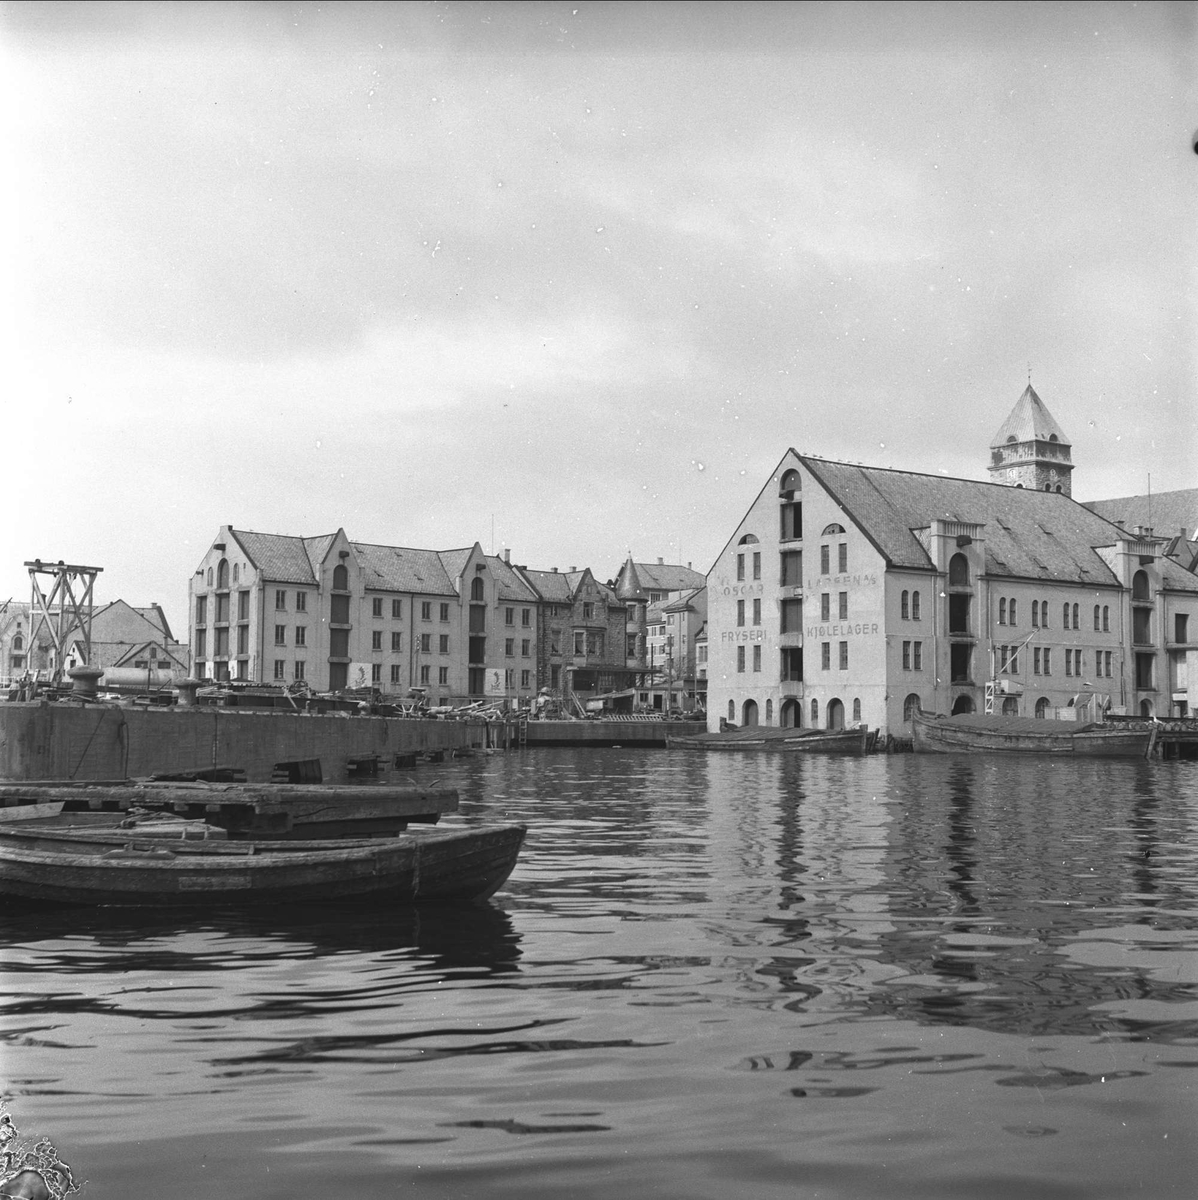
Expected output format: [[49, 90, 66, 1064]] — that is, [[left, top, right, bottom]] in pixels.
[[100, 667, 178, 689]]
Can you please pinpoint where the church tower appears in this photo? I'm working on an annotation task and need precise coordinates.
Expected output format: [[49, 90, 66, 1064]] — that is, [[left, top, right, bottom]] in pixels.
[[988, 384, 1074, 495]]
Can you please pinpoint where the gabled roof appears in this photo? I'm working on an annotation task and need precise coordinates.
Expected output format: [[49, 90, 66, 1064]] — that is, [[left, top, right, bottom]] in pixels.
[[483, 554, 540, 603], [989, 384, 1070, 448], [517, 568, 575, 604], [352, 543, 457, 596], [801, 455, 1182, 587], [625, 560, 705, 594], [232, 530, 330, 584]]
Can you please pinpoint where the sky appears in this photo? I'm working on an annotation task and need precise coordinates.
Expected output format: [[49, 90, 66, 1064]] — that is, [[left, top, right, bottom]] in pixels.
[[2, 1, 1195, 629]]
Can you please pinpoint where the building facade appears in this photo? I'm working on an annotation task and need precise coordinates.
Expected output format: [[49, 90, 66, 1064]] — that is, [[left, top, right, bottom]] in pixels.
[[189, 528, 540, 708], [707, 412, 1198, 735]]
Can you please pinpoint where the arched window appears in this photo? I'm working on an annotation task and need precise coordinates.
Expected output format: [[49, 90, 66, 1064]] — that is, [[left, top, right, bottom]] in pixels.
[[949, 553, 970, 588], [779, 468, 801, 496], [1132, 571, 1150, 601], [912, 591, 921, 620], [1139, 698, 1154, 718], [1044, 484, 1053, 492], [217, 559, 229, 588], [1093, 605, 1101, 631], [207, 568, 213, 587], [333, 564, 349, 590], [780, 699, 800, 728], [1049, 434, 1058, 442], [903, 693, 920, 723], [743, 699, 758, 727], [233, 563, 239, 583], [728, 700, 735, 722], [826, 698, 845, 730], [1009, 598, 1017, 624], [1032, 600, 1039, 627], [1055, 486, 1063, 494], [738, 534, 759, 544], [1006, 435, 1017, 444], [999, 598, 1007, 624], [12, 635, 22, 652], [1102, 606, 1110, 632], [951, 694, 975, 715], [1072, 603, 1079, 630], [765, 699, 773, 725], [852, 698, 861, 723], [1001, 697, 1019, 716], [901, 590, 909, 620], [810, 699, 819, 726], [1062, 602, 1070, 629], [1035, 697, 1049, 719], [471, 577, 485, 601], [822, 524, 845, 535]]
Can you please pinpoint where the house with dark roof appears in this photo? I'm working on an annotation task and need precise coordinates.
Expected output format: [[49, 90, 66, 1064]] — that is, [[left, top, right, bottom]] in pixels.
[[189, 527, 540, 705], [642, 586, 708, 712], [614, 555, 706, 675], [708, 449, 1198, 736], [1082, 488, 1198, 571]]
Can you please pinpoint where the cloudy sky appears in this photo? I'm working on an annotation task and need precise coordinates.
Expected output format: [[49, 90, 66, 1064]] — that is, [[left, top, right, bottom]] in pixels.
[[2, 1, 1194, 626]]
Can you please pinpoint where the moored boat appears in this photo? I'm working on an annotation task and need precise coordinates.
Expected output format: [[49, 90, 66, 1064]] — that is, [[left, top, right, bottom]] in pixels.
[[667, 726, 874, 754], [911, 709, 1154, 757], [0, 819, 526, 907]]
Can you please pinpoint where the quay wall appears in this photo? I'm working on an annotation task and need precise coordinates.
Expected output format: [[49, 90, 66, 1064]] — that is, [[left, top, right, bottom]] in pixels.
[[524, 720, 705, 747], [0, 703, 484, 783]]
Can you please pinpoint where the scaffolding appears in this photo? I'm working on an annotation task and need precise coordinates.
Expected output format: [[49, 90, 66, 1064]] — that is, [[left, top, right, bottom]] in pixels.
[[25, 560, 103, 684]]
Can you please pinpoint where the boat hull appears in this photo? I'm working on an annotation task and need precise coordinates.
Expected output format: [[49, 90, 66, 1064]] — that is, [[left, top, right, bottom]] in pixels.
[[0, 823, 526, 907], [911, 711, 1152, 757], [667, 728, 871, 754]]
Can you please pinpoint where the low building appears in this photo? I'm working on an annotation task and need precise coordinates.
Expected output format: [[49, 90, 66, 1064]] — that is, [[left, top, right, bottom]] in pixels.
[[614, 556, 706, 673], [642, 586, 708, 712]]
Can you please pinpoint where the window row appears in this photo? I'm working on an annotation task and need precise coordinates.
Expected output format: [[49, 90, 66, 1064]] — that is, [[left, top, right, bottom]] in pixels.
[[901, 641, 924, 670], [900, 590, 922, 621]]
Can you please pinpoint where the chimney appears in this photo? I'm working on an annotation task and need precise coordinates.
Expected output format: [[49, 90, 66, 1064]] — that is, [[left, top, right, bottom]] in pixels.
[[551, 566, 558, 573], [504, 548, 510, 564], [657, 557, 664, 565]]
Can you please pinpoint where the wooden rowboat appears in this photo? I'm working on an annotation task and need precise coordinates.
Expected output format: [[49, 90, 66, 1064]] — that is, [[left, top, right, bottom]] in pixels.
[[911, 710, 1153, 757], [0, 819, 526, 907], [666, 726, 873, 754]]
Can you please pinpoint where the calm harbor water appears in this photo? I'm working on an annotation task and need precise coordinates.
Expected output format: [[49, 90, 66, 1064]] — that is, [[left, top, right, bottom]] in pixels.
[[2, 748, 1197, 1199]]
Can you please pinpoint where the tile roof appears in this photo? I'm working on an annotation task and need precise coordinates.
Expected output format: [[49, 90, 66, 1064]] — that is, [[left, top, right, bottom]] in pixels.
[[483, 555, 539, 602], [518, 568, 575, 603], [989, 385, 1071, 447], [1082, 488, 1198, 541], [802, 456, 1192, 587], [628, 561, 706, 593], [232, 530, 325, 584], [352, 543, 457, 596]]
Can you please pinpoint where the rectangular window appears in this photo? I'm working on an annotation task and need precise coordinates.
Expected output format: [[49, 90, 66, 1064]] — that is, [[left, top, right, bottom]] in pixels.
[[1000, 645, 1010, 673], [294, 661, 305, 681], [236, 659, 249, 681], [583, 602, 594, 620], [838, 543, 847, 573], [1065, 649, 1073, 677], [820, 593, 830, 622], [391, 631, 402, 652], [780, 502, 802, 541], [371, 631, 382, 650], [913, 642, 922, 671], [737, 599, 745, 627], [469, 636, 485, 663], [752, 598, 761, 626], [1074, 651, 1081, 677], [781, 550, 801, 586], [439, 603, 450, 622], [505, 638, 515, 657], [215, 594, 230, 623], [781, 598, 802, 632], [752, 551, 761, 580], [737, 553, 745, 581], [372, 597, 383, 618], [390, 664, 402, 684], [821, 642, 831, 671], [330, 594, 350, 624], [194, 661, 206, 679], [1009, 598, 1017, 625], [213, 627, 229, 656], [838, 592, 848, 620], [551, 665, 560, 688], [521, 639, 530, 656], [1104, 650, 1112, 676], [420, 634, 431, 653], [1034, 647, 1042, 675], [839, 641, 848, 670], [737, 646, 745, 673], [196, 595, 207, 625], [295, 626, 306, 647], [1010, 648, 1018, 675], [273, 659, 285, 680], [1043, 648, 1051, 675], [440, 634, 449, 653], [439, 666, 449, 685], [1133, 608, 1151, 644], [238, 591, 250, 620], [296, 592, 307, 613], [820, 545, 830, 575], [391, 598, 402, 619], [371, 663, 381, 683], [574, 631, 585, 655], [275, 590, 287, 611], [421, 602, 432, 620], [421, 664, 431, 685], [752, 644, 761, 672], [237, 625, 249, 655], [506, 607, 515, 625], [1135, 653, 1153, 690], [902, 641, 911, 670], [195, 629, 207, 657], [521, 669, 531, 688]]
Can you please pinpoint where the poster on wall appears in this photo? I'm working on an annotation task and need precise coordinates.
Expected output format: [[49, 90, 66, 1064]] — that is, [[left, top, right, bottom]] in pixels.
[[484, 668, 506, 696], [347, 662, 373, 690]]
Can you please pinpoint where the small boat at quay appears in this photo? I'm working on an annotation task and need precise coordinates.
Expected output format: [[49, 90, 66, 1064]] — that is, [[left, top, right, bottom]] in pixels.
[[911, 710, 1155, 758], [0, 815, 527, 907], [666, 726, 874, 754]]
